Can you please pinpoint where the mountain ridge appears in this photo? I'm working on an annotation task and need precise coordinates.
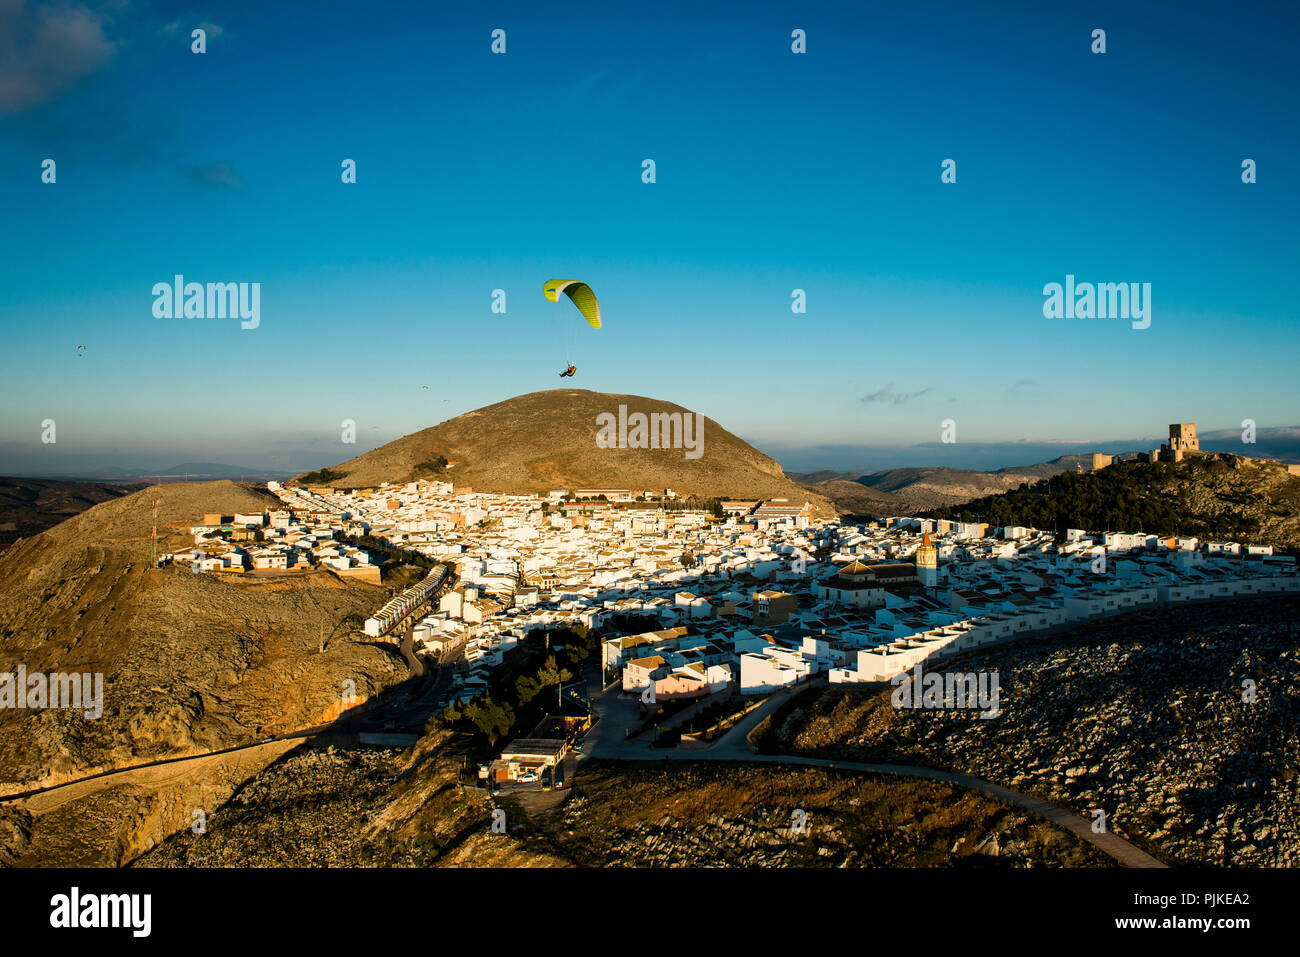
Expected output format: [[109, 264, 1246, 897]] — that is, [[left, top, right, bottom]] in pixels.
[[791, 457, 1082, 516]]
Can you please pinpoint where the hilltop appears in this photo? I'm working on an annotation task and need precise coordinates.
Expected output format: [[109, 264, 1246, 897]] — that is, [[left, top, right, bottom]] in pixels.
[[922, 454, 1300, 552], [301, 390, 834, 515]]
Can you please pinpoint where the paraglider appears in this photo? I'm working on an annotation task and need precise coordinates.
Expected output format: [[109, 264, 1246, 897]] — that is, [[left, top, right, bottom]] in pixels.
[[76, 344, 86, 357], [543, 279, 599, 377], [543, 280, 601, 328]]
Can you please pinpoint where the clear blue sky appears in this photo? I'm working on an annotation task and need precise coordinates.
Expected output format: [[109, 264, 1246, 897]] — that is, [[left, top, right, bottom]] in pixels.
[[1, 0, 1297, 475]]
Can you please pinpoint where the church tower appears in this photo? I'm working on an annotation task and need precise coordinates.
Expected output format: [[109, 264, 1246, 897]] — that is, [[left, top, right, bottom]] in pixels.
[[916, 531, 938, 587]]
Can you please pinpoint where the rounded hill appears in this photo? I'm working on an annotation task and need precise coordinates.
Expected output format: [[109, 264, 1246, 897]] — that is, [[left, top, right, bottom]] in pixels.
[[304, 390, 832, 513]]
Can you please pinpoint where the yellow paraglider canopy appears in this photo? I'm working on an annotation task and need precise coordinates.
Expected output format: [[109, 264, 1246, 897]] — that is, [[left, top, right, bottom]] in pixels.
[[543, 279, 601, 329]]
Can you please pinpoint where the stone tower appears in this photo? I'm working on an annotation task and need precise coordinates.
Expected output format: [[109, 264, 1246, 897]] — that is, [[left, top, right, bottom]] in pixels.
[[1169, 423, 1199, 454]]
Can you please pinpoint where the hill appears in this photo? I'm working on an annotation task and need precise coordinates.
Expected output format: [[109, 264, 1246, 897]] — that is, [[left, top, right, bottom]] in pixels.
[[797, 480, 908, 517], [922, 454, 1300, 552], [301, 390, 834, 515], [792, 458, 1075, 516], [0, 476, 145, 553], [0, 481, 407, 790]]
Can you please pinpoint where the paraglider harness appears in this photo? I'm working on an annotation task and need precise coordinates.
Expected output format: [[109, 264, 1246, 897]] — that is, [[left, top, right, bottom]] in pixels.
[[559, 364, 577, 378]]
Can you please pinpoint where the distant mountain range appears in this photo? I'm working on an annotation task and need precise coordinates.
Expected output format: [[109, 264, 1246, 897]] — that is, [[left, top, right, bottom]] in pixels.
[[25, 462, 299, 482], [0, 476, 145, 552], [93, 462, 295, 478], [788, 456, 1086, 516]]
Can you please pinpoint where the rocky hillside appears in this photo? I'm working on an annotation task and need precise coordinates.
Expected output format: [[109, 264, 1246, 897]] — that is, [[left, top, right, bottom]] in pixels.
[[770, 595, 1300, 866], [924, 454, 1300, 552], [302, 390, 834, 516], [0, 481, 407, 789]]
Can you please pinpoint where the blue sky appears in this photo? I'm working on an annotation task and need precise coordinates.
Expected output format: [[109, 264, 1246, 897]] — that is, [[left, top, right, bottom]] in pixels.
[[1, 0, 1297, 476]]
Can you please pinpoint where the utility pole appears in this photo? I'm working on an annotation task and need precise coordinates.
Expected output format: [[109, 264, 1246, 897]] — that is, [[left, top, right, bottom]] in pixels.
[[151, 498, 160, 567]]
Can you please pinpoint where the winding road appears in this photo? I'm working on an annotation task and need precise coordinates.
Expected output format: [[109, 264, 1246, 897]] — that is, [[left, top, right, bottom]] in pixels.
[[581, 674, 1166, 868]]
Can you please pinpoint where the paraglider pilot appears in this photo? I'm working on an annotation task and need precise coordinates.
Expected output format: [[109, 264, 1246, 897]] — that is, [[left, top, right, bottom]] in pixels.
[[559, 364, 577, 378]]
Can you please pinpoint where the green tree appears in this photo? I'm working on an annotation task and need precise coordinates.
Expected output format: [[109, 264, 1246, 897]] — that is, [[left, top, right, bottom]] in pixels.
[[463, 696, 515, 744]]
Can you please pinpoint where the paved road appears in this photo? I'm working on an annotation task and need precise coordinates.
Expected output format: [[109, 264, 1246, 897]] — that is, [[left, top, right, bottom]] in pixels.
[[2, 734, 319, 810], [582, 677, 1166, 869]]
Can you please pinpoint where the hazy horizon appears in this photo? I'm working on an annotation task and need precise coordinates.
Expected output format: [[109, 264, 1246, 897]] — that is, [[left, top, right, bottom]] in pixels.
[[3, 416, 1296, 481]]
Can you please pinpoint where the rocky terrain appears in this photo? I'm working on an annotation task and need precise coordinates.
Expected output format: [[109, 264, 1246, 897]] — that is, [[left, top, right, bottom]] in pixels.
[[136, 729, 556, 867], [0, 481, 408, 789], [0, 736, 306, 867], [303, 389, 835, 516], [135, 731, 1107, 868], [770, 595, 1300, 866], [531, 762, 1108, 867]]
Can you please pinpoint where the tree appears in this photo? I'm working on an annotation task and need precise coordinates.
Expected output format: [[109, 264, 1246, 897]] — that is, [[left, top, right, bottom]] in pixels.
[[518, 654, 573, 703], [414, 455, 448, 476], [680, 552, 697, 568], [463, 697, 515, 745]]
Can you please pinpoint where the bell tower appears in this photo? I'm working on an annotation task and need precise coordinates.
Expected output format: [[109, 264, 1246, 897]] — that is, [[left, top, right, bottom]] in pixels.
[[915, 531, 938, 587]]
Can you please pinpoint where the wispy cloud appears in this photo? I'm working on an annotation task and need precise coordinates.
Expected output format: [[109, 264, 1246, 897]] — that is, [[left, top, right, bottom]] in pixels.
[[0, 1, 117, 115], [186, 161, 243, 187], [860, 383, 933, 405]]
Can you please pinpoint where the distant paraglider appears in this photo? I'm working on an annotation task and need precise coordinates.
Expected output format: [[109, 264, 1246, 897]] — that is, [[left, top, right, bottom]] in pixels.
[[76, 344, 86, 357], [543, 279, 599, 377]]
